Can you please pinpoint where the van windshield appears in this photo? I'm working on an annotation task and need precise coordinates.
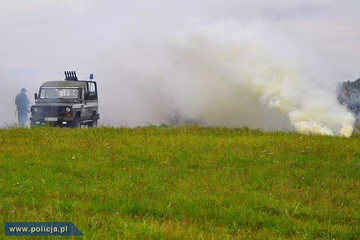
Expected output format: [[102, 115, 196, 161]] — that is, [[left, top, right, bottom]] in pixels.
[[40, 88, 79, 99]]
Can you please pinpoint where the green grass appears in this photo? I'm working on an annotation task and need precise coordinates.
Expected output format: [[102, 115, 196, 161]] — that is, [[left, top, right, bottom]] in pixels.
[[0, 126, 360, 239]]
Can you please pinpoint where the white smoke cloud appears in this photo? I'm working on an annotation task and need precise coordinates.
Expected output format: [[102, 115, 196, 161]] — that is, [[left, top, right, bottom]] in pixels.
[[1, 0, 359, 136]]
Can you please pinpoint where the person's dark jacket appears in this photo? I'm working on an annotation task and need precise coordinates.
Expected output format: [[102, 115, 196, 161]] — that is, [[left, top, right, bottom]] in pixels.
[[349, 96, 360, 109], [15, 93, 29, 114], [338, 93, 350, 105]]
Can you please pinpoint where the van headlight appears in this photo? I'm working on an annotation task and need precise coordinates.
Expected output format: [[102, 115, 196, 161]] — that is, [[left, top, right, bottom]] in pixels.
[[33, 107, 38, 112], [65, 107, 71, 112]]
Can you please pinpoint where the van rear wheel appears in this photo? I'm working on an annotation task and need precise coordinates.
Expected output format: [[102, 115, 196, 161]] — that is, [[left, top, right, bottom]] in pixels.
[[89, 116, 98, 128]]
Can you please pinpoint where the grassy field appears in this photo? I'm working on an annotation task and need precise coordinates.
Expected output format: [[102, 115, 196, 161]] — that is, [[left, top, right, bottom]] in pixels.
[[0, 126, 360, 239]]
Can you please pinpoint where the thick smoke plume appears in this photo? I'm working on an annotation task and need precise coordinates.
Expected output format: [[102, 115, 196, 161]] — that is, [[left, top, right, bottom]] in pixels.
[[1, 0, 359, 137], [98, 20, 354, 137]]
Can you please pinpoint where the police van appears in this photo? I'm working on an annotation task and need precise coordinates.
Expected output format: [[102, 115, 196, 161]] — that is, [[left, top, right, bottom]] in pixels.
[[30, 71, 100, 128]]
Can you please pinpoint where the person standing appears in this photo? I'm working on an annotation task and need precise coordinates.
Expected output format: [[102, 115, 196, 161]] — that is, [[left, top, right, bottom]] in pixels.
[[338, 88, 350, 106], [15, 88, 30, 126], [349, 90, 359, 109]]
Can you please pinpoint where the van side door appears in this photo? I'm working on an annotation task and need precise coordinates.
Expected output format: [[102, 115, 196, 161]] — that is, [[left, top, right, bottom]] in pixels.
[[85, 82, 98, 119]]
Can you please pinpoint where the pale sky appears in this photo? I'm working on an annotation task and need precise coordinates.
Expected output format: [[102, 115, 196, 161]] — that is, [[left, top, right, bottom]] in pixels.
[[1, 0, 359, 79]]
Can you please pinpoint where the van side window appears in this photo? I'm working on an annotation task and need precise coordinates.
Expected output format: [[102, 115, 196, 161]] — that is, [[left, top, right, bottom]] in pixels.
[[87, 82, 97, 100]]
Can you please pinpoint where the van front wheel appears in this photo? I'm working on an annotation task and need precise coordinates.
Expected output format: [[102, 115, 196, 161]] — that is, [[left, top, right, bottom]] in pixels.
[[72, 117, 81, 128]]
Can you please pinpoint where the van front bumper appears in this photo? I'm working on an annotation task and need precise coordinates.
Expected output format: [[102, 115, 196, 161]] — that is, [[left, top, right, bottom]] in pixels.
[[30, 116, 75, 126]]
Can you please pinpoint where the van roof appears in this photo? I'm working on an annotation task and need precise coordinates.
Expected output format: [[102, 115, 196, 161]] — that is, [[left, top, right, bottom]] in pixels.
[[40, 81, 87, 88]]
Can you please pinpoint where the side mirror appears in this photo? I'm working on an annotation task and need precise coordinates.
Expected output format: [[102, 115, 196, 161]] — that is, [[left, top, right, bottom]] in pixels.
[[34, 93, 38, 100]]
